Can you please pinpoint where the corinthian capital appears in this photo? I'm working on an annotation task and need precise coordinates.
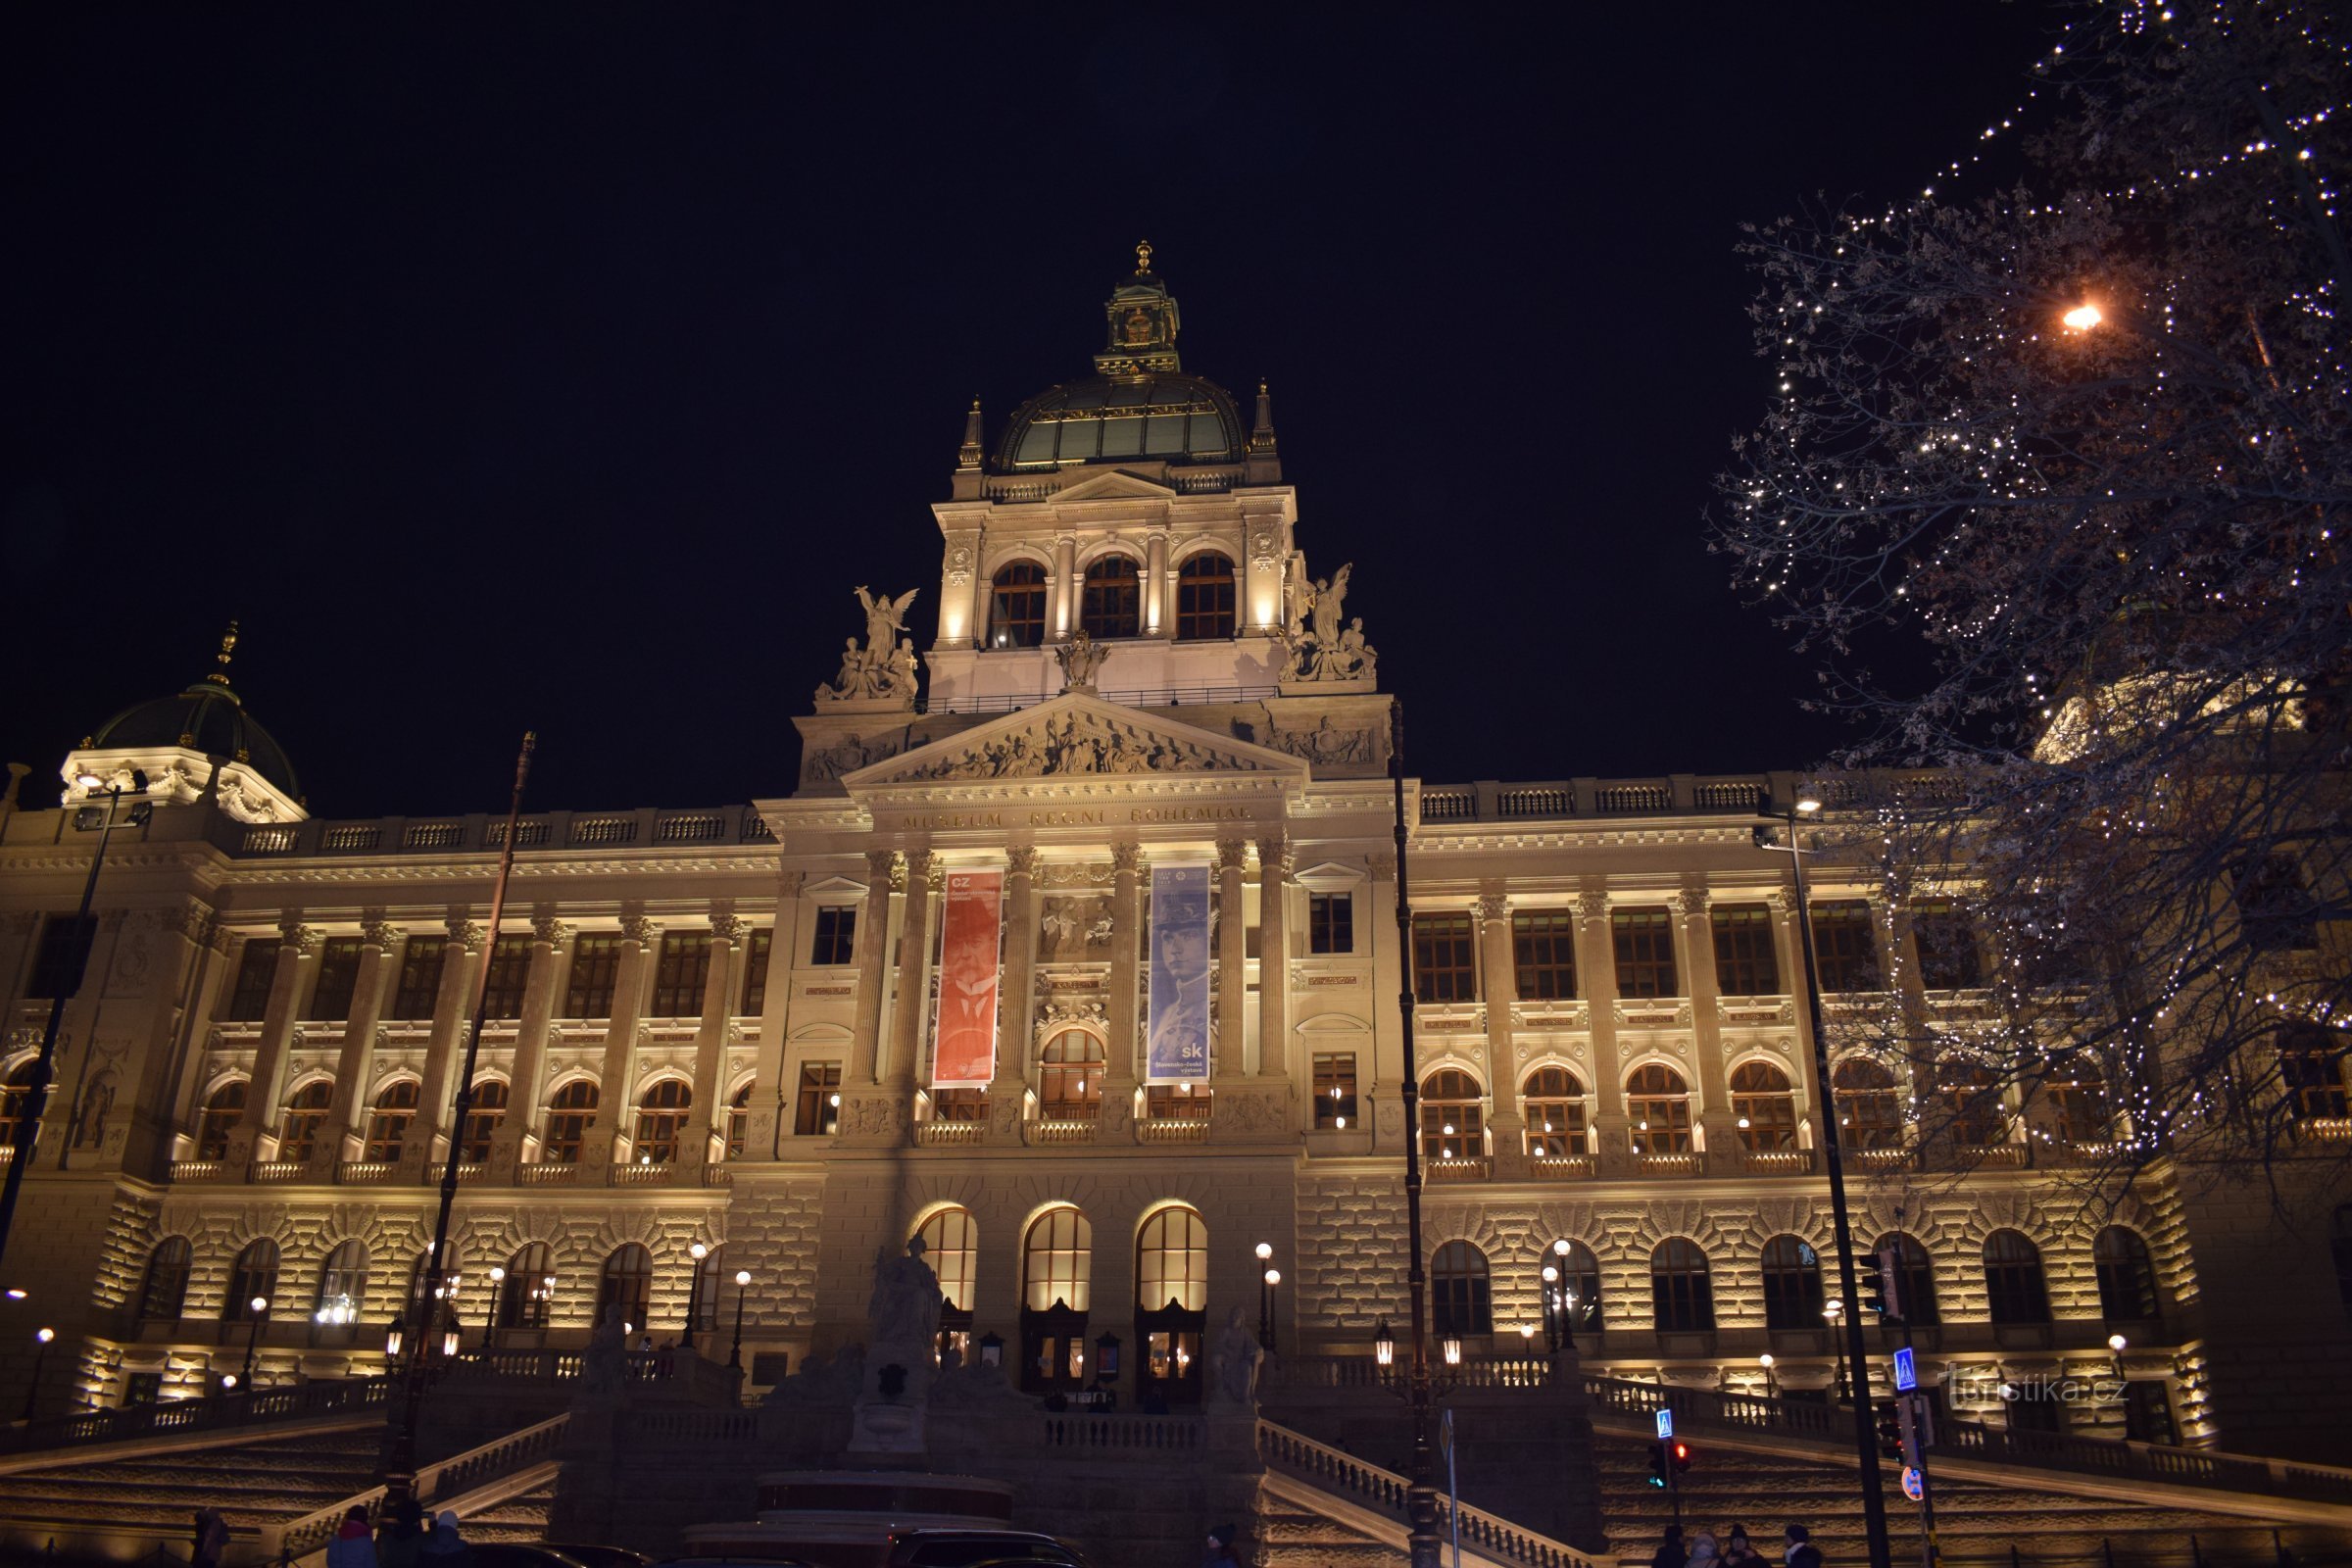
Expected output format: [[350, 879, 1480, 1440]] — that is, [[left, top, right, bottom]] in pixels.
[[279, 920, 321, 954], [1256, 834, 1293, 877], [1215, 839, 1250, 874], [1005, 846, 1040, 878], [448, 918, 487, 955], [620, 914, 662, 946], [531, 915, 576, 948], [1111, 842, 1143, 875]]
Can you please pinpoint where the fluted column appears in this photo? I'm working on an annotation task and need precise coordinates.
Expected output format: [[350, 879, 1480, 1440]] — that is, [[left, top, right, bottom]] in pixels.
[[986, 849, 1039, 1144], [493, 916, 571, 1177], [681, 913, 745, 1169], [1213, 841, 1249, 1082], [228, 920, 318, 1172], [1679, 881, 1736, 1168], [1051, 534, 1078, 641], [745, 872, 804, 1160], [1574, 886, 1631, 1175], [162, 916, 234, 1150], [587, 914, 659, 1173], [1146, 530, 1171, 636], [1103, 842, 1142, 1138], [847, 852, 898, 1085], [1255, 835, 1293, 1079], [414, 915, 486, 1167], [1767, 888, 1818, 1121], [885, 853, 939, 1098], [308, 915, 400, 1178], [1476, 887, 1527, 1173]]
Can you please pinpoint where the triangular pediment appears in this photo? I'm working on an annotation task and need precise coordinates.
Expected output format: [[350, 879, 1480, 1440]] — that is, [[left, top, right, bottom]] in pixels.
[[842, 693, 1305, 791], [1042, 468, 1177, 505]]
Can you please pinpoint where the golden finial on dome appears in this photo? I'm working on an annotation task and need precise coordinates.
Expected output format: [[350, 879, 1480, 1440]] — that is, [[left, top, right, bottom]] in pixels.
[[208, 619, 240, 687], [1135, 239, 1153, 276]]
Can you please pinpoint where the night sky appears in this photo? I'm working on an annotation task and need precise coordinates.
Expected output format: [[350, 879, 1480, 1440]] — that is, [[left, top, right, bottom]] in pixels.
[[2, 4, 2059, 820]]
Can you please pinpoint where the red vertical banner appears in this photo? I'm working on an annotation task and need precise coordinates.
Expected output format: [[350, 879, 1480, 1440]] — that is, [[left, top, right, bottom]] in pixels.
[[931, 869, 1004, 1089]]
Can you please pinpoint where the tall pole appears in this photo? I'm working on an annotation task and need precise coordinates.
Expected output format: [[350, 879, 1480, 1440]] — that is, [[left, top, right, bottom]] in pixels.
[[0, 784, 136, 1275], [1782, 802, 1893, 1568], [683, 1244, 706, 1351], [382, 734, 534, 1509], [1387, 700, 1442, 1568]]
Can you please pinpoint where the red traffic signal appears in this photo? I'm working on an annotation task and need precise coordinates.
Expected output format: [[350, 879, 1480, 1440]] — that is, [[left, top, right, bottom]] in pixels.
[[1671, 1440, 1692, 1473]]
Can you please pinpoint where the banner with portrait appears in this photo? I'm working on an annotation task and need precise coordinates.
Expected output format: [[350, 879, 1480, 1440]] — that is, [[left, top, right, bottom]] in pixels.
[[931, 869, 1004, 1089], [1146, 862, 1212, 1084]]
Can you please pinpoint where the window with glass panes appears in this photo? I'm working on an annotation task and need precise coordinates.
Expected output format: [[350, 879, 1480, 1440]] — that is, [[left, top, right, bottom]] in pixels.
[[1412, 913, 1476, 1003], [1143, 1084, 1208, 1122], [1936, 1057, 2002, 1145], [1650, 1239, 1714, 1332], [1809, 901, 1881, 992], [461, 1079, 507, 1161], [477, 936, 532, 1019], [724, 1084, 752, 1155], [1079, 556, 1142, 639], [1625, 1063, 1692, 1153], [306, 938, 364, 1020], [809, 906, 858, 966], [138, 1238, 191, 1321], [225, 1241, 278, 1320], [1910, 902, 1984, 989], [990, 563, 1047, 648], [225, 939, 280, 1022], [1175, 553, 1237, 640], [1730, 1060, 1798, 1150], [0, 1061, 36, 1140], [739, 930, 773, 1015], [794, 1063, 842, 1136], [1137, 1206, 1209, 1312], [315, 1240, 368, 1322], [1833, 1056, 1904, 1148], [2094, 1227, 2160, 1321], [1983, 1229, 2050, 1323], [1521, 1066, 1587, 1156], [541, 1080, 598, 1163], [1040, 1032, 1104, 1118], [1875, 1232, 1939, 1325], [2046, 1055, 2109, 1143], [364, 1081, 418, 1162], [1431, 1241, 1492, 1336], [195, 1082, 246, 1159], [921, 1207, 980, 1314], [2236, 854, 2317, 952], [276, 1081, 334, 1161], [389, 937, 447, 1020], [1760, 1235, 1825, 1330], [564, 936, 622, 1018], [1511, 912, 1577, 1000], [2279, 1025, 2349, 1120], [1022, 1206, 1093, 1310], [499, 1243, 554, 1330], [651, 933, 711, 1017], [1311, 1054, 1358, 1130], [1308, 893, 1353, 956], [598, 1245, 653, 1331], [1419, 1068, 1484, 1160], [1710, 905, 1780, 995], [633, 1079, 691, 1163], [1612, 908, 1679, 998]]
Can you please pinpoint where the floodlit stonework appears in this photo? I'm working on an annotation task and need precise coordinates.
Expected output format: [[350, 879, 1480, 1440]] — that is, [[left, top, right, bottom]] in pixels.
[[1, 256, 2348, 1556]]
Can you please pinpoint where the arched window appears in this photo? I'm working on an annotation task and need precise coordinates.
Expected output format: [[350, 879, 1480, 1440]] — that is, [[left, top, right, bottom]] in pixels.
[[1175, 553, 1237, 640], [1521, 1067, 1587, 1157], [1730, 1060, 1797, 1151], [633, 1078, 691, 1164], [363, 1080, 419, 1163], [137, 1237, 191, 1321], [225, 1240, 280, 1322], [460, 1079, 508, 1163], [1651, 1239, 1715, 1332], [195, 1081, 248, 1160], [1419, 1069, 1485, 1160], [1874, 1232, 1940, 1327], [598, 1244, 653, 1333], [277, 1080, 335, 1162], [542, 1080, 599, 1164], [1039, 1032, 1104, 1120], [1432, 1241, 1493, 1337], [314, 1240, 368, 1325], [990, 562, 1047, 649], [1079, 555, 1142, 640], [691, 1245, 724, 1333], [1625, 1063, 1691, 1154], [724, 1084, 752, 1159], [497, 1243, 554, 1331], [2047, 1056, 2110, 1144], [404, 1251, 443, 1317], [1936, 1058, 2003, 1147], [1136, 1205, 1208, 1313], [1548, 1240, 1603, 1330], [1023, 1206, 1093, 1312], [1832, 1058, 1903, 1150], [918, 1208, 979, 1317], [0, 1060, 37, 1137], [2094, 1227, 2160, 1322], [1983, 1230, 2050, 1325], [1760, 1235, 1825, 1330]]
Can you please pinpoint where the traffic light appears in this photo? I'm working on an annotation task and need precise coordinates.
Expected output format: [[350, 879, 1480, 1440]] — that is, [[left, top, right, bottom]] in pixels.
[[1646, 1443, 1668, 1487], [1863, 1246, 1904, 1323], [1875, 1404, 1904, 1461], [1671, 1439, 1692, 1475]]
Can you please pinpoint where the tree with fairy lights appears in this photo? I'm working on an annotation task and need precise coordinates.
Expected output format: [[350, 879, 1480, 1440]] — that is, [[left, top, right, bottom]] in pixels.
[[1717, 1, 2352, 1186]]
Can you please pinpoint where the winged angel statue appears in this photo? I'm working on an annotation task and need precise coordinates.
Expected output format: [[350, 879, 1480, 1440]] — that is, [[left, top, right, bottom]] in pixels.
[[816, 585, 922, 705]]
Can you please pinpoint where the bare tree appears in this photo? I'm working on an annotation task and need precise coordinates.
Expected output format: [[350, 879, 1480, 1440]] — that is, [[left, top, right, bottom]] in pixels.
[[1717, 2, 2352, 1187]]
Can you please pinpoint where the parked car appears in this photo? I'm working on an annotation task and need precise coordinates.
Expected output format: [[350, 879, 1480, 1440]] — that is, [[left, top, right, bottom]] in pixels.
[[884, 1530, 1089, 1568], [545, 1547, 654, 1568]]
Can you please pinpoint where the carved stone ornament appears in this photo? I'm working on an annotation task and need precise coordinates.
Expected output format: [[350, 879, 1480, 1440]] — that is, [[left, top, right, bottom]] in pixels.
[[1249, 526, 1280, 570], [449, 920, 487, 955], [1475, 892, 1510, 924], [925, 858, 948, 894], [1256, 835, 1295, 877], [1005, 846, 1040, 877], [1279, 562, 1376, 684], [710, 913, 748, 945], [807, 732, 906, 784], [892, 710, 1240, 781], [1215, 839, 1250, 873], [1263, 718, 1381, 768], [281, 923, 321, 955], [620, 916, 662, 947], [1111, 842, 1142, 875], [816, 587, 921, 707], [530, 916, 575, 948], [944, 538, 977, 587], [1054, 629, 1111, 695], [1035, 999, 1107, 1044]]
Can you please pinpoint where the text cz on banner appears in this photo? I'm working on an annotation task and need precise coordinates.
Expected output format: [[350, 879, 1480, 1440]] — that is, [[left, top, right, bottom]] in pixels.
[[932, 869, 1003, 1088]]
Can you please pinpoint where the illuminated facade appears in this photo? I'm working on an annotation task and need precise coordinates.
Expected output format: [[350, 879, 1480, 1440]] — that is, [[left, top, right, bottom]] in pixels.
[[1, 253, 2347, 1484]]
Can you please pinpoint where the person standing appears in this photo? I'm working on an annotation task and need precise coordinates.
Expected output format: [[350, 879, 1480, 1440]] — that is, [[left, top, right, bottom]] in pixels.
[[1652, 1524, 1688, 1568], [191, 1506, 230, 1568], [421, 1509, 466, 1568], [1723, 1525, 1764, 1567], [1689, 1532, 1722, 1568], [1202, 1523, 1241, 1568], [379, 1498, 426, 1568], [1785, 1524, 1822, 1568], [326, 1506, 376, 1568]]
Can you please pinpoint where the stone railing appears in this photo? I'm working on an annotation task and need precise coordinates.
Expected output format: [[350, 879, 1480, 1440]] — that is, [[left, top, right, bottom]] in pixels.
[[1029, 1118, 1099, 1146], [337, 1161, 397, 1184], [1531, 1154, 1595, 1180], [1426, 1156, 1490, 1183], [1743, 1149, 1816, 1175], [169, 1159, 226, 1182], [0, 1374, 389, 1457], [219, 806, 775, 860], [1138, 1118, 1211, 1144], [1265, 1354, 1562, 1395], [1634, 1152, 1704, 1177], [916, 1120, 984, 1147], [1257, 1418, 1604, 1568], [1040, 1413, 1204, 1450], [264, 1412, 569, 1562], [517, 1163, 580, 1185], [254, 1160, 309, 1183], [612, 1163, 675, 1186]]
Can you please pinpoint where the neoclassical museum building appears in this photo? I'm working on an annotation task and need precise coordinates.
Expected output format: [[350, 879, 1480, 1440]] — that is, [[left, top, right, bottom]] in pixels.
[[0, 253, 2345, 1473]]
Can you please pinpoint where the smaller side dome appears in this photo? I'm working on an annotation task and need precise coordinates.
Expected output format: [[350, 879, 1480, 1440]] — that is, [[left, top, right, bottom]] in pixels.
[[64, 623, 306, 822]]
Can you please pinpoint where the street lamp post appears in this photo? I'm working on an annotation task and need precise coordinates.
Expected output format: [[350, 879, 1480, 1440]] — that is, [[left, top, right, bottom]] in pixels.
[[1760, 793, 1893, 1568], [0, 772, 150, 1276], [685, 1243, 708, 1351], [22, 1328, 53, 1422], [729, 1269, 751, 1399], [2108, 1333, 2128, 1383], [241, 1298, 268, 1385], [1759, 1353, 1779, 1398], [483, 1266, 504, 1350], [1253, 1243, 1275, 1351]]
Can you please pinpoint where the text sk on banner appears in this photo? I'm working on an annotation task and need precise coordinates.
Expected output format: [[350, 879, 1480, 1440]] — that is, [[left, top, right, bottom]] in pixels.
[[932, 869, 1004, 1089], [1147, 862, 1212, 1084]]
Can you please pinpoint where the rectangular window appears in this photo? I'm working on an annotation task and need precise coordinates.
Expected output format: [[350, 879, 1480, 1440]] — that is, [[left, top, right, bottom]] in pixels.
[[1411, 913, 1477, 1003], [1711, 905, 1781, 996], [306, 938, 365, 1021], [1810, 901, 1881, 993], [122, 1372, 163, 1408], [2236, 855, 2317, 953], [1312, 1054, 1359, 1130], [1308, 893, 1354, 956], [477, 936, 532, 1020], [1910, 902, 1984, 990], [794, 1062, 843, 1136], [651, 932, 712, 1017], [809, 906, 858, 966], [1612, 907, 1679, 999], [388, 937, 447, 1021], [564, 935, 622, 1018], [224, 939, 281, 1022], [1511, 911, 1578, 1000], [740, 929, 774, 1015], [26, 913, 97, 1003]]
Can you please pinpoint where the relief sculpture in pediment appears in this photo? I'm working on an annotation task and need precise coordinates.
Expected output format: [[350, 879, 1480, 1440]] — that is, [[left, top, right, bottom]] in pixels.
[[899, 712, 1220, 781]]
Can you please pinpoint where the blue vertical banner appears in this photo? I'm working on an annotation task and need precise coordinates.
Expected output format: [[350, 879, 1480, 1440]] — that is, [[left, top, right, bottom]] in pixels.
[[1146, 862, 1212, 1084]]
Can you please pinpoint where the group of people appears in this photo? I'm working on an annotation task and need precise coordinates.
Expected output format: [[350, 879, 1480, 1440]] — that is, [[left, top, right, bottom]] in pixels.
[[1654, 1523, 1823, 1568], [327, 1502, 470, 1568]]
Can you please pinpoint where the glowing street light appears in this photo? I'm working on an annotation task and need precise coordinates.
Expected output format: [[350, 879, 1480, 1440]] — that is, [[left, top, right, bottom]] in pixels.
[[2062, 302, 2105, 331]]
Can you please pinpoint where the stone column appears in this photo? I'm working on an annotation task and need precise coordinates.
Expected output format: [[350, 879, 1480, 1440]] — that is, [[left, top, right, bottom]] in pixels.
[[1212, 841, 1250, 1083], [1679, 882, 1737, 1170], [1476, 888, 1528, 1175], [1255, 835, 1294, 1079], [227, 920, 318, 1172], [744, 872, 804, 1161], [587, 914, 660, 1174], [680, 913, 745, 1170], [1146, 530, 1171, 636], [1767, 889, 1818, 1122], [1574, 887, 1630, 1176], [985, 849, 1039, 1145], [414, 916, 486, 1168], [846, 852, 898, 1086], [493, 916, 572, 1178], [131, 902, 226, 1172], [1102, 842, 1142, 1140], [1051, 534, 1078, 641], [884, 853, 939, 1094], [1366, 850, 1404, 1154], [308, 915, 400, 1179]]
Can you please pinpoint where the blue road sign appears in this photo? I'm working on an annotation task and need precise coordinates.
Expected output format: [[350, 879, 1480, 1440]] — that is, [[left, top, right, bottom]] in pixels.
[[1893, 1346, 1918, 1393], [1655, 1408, 1674, 1440], [1901, 1465, 1924, 1502]]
